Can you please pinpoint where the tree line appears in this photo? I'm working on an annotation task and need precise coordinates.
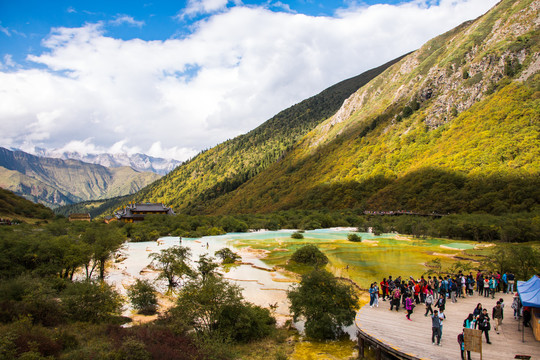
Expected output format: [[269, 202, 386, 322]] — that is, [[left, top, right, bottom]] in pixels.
[[113, 209, 540, 243]]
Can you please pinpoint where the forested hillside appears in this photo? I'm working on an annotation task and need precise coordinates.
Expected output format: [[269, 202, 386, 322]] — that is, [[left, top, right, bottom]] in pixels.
[[0, 187, 54, 220], [126, 56, 406, 213], [196, 0, 540, 215], [96, 0, 539, 218]]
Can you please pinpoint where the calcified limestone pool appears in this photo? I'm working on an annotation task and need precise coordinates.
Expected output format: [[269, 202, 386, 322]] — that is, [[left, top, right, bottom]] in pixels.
[[107, 228, 475, 329]]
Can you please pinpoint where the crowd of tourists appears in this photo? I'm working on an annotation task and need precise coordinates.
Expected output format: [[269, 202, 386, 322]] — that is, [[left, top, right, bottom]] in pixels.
[[367, 270, 529, 359]]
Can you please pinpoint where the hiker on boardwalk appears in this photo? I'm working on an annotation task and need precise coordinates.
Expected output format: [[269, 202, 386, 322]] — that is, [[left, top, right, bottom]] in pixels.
[[390, 286, 401, 311], [458, 330, 472, 360], [369, 283, 376, 307], [464, 313, 475, 329], [438, 310, 446, 337], [511, 293, 520, 319], [483, 277, 490, 297], [373, 282, 380, 307], [472, 303, 483, 328], [424, 288, 434, 316], [492, 301, 503, 334], [489, 276, 497, 299], [435, 294, 446, 314], [380, 278, 389, 301], [431, 310, 442, 345], [405, 293, 414, 320], [478, 308, 492, 344], [507, 272, 515, 293], [478, 274, 484, 295]]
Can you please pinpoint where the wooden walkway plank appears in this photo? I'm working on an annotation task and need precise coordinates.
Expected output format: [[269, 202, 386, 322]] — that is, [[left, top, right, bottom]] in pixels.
[[356, 292, 539, 359]]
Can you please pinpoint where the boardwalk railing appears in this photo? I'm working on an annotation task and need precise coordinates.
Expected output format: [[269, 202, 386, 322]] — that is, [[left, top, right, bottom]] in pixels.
[[363, 211, 446, 217], [357, 328, 421, 360]]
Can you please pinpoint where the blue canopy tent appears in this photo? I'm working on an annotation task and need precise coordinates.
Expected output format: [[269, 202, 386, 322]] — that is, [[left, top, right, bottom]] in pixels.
[[518, 275, 540, 307], [517, 275, 540, 342]]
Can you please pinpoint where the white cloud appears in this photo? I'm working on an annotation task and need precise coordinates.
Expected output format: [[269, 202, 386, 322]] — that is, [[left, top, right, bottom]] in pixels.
[[1, 55, 17, 69], [179, 0, 231, 18], [0, 23, 11, 36], [110, 15, 145, 27], [0, 0, 498, 161]]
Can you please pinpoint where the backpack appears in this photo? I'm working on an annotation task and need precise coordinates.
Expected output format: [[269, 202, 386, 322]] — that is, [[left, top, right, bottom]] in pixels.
[[480, 317, 489, 329], [457, 333, 464, 345]]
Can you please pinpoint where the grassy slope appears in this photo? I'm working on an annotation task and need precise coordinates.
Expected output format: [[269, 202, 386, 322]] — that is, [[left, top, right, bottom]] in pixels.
[[0, 187, 55, 220], [205, 0, 540, 215]]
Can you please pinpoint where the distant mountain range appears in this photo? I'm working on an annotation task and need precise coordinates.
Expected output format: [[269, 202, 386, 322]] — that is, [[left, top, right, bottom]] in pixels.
[[94, 0, 539, 217], [33, 148, 182, 175], [0, 147, 161, 209]]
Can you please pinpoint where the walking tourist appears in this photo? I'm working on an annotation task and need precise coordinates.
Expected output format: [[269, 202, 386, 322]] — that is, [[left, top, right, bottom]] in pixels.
[[489, 276, 497, 299], [492, 301, 503, 334], [405, 293, 414, 320], [438, 310, 446, 337], [478, 274, 484, 295], [425, 289, 434, 316], [373, 282, 379, 307], [435, 294, 446, 313], [478, 308, 492, 344], [381, 278, 389, 301], [451, 280, 458, 303], [369, 283, 376, 307], [458, 330, 472, 360], [463, 313, 475, 329], [511, 293, 520, 319], [390, 287, 401, 311], [507, 272, 515, 293], [473, 303, 483, 328], [431, 310, 442, 345], [483, 277, 490, 297]]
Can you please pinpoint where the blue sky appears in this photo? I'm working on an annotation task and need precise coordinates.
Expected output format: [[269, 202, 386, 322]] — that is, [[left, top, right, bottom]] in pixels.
[[1, 1, 407, 66], [0, 0, 498, 161]]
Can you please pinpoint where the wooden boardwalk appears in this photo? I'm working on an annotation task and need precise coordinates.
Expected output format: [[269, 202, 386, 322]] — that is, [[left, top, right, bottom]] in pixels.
[[355, 292, 539, 359]]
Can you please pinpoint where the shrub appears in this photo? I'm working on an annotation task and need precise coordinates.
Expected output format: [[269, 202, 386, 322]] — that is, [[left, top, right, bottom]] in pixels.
[[216, 303, 276, 343], [291, 231, 304, 239], [61, 281, 122, 323], [347, 234, 362, 242], [127, 279, 158, 315], [290, 245, 328, 267], [214, 248, 241, 264], [287, 269, 358, 340]]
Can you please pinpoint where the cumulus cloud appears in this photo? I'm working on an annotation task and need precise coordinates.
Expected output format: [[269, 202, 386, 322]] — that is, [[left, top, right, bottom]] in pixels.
[[0, 0, 498, 161]]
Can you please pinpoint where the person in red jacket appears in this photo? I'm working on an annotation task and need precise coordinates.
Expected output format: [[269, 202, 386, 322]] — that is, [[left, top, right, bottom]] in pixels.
[[414, 281, 421, 304], [380, 278, 389, 301]]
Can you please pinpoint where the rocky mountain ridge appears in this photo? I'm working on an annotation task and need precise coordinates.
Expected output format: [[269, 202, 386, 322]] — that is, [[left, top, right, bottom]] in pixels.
[[0, 147, 161, 208], [33, 148, 181, 175]]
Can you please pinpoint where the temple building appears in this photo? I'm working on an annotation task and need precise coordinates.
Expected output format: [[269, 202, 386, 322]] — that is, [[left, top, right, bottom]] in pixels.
[[68, 213, 91, 222], [114, 203, 175, 223]]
